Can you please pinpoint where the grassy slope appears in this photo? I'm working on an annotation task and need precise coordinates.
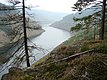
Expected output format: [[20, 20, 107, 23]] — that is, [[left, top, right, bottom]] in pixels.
[[2, 37, 107, 80]]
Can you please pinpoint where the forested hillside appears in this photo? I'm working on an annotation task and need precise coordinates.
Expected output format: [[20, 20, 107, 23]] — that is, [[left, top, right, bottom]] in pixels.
[[1, 0, 107, 80], [50, 5, 100, 31]]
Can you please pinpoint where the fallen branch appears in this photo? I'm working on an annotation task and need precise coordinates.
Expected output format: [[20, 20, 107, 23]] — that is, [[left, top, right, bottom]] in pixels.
[[36, 49, 94, 68]]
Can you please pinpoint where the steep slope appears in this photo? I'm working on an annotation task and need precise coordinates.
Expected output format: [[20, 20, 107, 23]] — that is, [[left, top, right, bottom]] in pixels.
[[0, 3, 12, 47], [50, 7, 100, 31], [2, 40, 107, 80], [0, 30, 10, 47], [0, 3, 45, 44]]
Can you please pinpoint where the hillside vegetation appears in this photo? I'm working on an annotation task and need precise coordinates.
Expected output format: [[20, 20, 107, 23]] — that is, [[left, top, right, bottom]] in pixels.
[[2, 39, 107, 80], [1, 1, 107, 80], [50, 6, 100, 31]]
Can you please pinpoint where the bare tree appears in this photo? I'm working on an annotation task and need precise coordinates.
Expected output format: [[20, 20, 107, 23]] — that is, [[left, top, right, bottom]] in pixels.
[[22, 0, 30, 67], [0, 0, 32, 70]]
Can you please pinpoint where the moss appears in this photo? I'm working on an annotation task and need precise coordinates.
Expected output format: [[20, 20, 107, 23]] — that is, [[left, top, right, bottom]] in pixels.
[[48, 63, 66, 74], [94, 43, 107, 54], [21, 75, 35, 80], [81, 40, 107, 53], [81, 42, 89, 52]]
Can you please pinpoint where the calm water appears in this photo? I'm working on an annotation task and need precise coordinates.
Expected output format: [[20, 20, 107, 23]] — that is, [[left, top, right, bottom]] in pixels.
[[28, 26, 71, 65], [33, 27, 71, 50], [0, 25, 71, 79]]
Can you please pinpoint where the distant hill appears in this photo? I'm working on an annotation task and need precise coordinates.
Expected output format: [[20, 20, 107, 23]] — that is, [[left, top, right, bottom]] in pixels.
[[0, 3, 14, 15], [0, 3, 45, 47], [0, 3, 12, 47], [0, 3, 6, 7], [28, 9, 68, 25], [50, 6, 101, 31], [0, 3, 8, 9]]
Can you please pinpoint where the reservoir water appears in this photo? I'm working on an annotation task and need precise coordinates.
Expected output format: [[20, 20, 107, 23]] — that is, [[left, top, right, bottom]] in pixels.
[[28, 25, 71, 65], [0, 25, 71, 79]]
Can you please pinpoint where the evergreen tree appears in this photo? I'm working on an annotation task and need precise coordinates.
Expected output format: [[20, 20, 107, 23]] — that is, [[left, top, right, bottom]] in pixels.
[[71, 11, 101, 40], [72, 0, 106, 40]]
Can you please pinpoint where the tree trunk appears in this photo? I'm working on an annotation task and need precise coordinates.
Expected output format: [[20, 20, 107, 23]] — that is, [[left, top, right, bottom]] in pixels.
[[22, 0, 30, 67], [100, 0, 106, 40]]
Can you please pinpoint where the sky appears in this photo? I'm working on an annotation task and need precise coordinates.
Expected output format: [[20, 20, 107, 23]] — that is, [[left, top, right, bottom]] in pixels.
[[0, 0, 77, 13], [25, 0, 77, 13]]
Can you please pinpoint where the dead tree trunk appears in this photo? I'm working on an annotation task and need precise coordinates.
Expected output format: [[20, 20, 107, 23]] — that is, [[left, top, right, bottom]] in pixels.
[[22, 0, 30, 67]]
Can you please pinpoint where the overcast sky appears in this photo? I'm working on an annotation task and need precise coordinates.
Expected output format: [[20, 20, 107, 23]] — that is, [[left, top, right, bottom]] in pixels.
[[25, 0, 77, 13], [0, 0, 77, 13]]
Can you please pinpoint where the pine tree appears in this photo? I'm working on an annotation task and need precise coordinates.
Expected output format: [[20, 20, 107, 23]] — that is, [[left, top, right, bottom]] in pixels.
[[72, 0, 106, 40]]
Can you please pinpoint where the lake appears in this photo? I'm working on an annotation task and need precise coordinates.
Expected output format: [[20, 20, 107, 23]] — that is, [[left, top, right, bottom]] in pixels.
[[27, 25, 71, 66], [0, 25, 71, 79]]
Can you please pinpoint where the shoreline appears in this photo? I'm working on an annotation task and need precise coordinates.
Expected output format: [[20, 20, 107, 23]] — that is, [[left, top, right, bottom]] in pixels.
[[0, 28, 45, 64], [27, 29, 45, 38]]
